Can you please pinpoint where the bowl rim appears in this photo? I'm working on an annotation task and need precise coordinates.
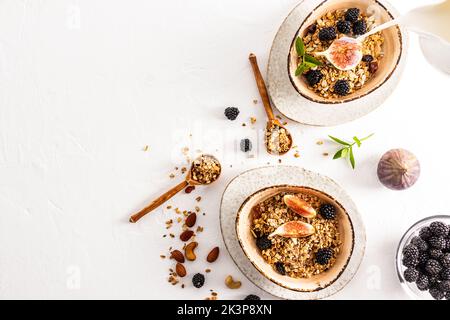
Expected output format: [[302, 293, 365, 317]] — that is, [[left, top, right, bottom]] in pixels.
[[235, 184, 355, 292], [286, 0, 403, 105], [395, 214, 450, 299]]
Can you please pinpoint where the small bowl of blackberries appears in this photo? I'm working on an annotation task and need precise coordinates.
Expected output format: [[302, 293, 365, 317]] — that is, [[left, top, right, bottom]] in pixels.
[[396, 215, 450, 300]]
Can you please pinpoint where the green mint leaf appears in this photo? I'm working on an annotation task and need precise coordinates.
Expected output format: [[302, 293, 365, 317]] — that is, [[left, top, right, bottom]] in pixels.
[[353, 136, 362, 147], [304, 54, 323, 66], [295, 64, 307, 76], [349, 147, 356, 169], [360, 133, 374, 142], [333, 148, 346, 159], [295, 37, 305, 56], [329, 135, 351, 146]]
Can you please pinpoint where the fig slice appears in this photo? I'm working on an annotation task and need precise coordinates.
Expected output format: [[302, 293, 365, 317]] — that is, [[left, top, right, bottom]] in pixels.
[[283, 195, 317, 219], [269, 221, 315, 239]]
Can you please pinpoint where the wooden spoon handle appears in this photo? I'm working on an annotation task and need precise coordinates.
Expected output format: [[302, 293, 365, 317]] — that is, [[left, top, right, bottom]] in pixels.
[[129, 180, 189, 223], [249, 53, 275, 121]]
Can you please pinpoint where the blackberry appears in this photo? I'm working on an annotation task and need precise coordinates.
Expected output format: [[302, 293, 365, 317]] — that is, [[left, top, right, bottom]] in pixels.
[[445, 239, 450, 252], [345, 8, 360, 23], [416, 274, 430, 291], [316, 248, 334, 265], [430, 287, 445, 300], [192, 273, 205, 288], [318, 27, 337, 41], [304, 69, 323, 86], [244, 294, 261, 301], [429, 275, 440, 286], [402, 255, 419, 268], [319, 203, 336, 220], [336, 20, 352, 34], [440, 253, 450, 268], [446, 292, 450, 300], [430, 221, 449, 237], [352, 20, 367, 36], [240, 139, 252, 153], [439, 280, 450, 292], [224, 107, 240, 121], [411, 236, 429, 252], [402, 244, 419, 259], [418, 252, 429, 267], [404, 268, 420, 283], [275, 262, 286, 276], [429, 236, 446, 250], [429, 249, 443, 260], [441, 268, 450, 280], [256, 236, 272, 251], [419, 226, 432, 240], [333, 80, 350, 96], [362, 55, 374, 63], [425, 259, 442, 275]]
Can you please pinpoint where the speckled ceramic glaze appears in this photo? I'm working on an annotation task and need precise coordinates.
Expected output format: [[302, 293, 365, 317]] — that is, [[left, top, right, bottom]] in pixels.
[[220, 166, 366, 300], [267, 0, 409, 126]]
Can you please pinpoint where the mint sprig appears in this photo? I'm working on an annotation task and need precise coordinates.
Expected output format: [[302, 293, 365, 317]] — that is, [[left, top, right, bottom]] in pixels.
[[329, 133, 374, 169], [295, 37, 322, 76]]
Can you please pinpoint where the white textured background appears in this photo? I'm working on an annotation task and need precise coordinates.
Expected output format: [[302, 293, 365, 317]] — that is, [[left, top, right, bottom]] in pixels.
[[0, 0, 448, 300]]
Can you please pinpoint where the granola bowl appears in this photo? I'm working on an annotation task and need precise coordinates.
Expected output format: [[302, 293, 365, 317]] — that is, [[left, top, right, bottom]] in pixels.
[[236, 185, 354, 293], [267, 0, 408, 126]]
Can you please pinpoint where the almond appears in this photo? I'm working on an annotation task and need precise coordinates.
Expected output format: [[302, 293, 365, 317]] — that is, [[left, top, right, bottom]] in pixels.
[[206, 247, 220, 263], [185, 186, 196, 194], [170, 250, 185, 263], [185, 212, 197, 228], [180, 230, 194, 242], [175, 263, 187, 277]]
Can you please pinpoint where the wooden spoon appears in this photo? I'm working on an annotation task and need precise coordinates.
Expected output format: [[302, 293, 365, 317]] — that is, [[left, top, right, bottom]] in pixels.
[[249, 53, 293, 155], [129, 155, 221, 223]]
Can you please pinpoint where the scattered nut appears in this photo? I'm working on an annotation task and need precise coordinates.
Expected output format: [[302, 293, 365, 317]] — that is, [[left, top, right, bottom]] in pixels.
[[206, 247, 220, 263], [180, 230, 194, 242], [176, 263, 187, 277], [185, 186, 196, 194], [225, 275, 242, 289], [170, 250, 185, 263], [184, 242, 198, 261], [185, 212, 197, 228]]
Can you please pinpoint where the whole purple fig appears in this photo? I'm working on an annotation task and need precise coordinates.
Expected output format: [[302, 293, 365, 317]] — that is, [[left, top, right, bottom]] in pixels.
[[377, 149, 420, 190]]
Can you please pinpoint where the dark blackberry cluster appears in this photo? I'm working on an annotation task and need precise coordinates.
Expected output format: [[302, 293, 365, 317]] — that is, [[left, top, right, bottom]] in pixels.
[[244, 294, 261, 301], [240, 139, 252, 153], [304, 69, 323, 86], [352, 20, 367, 35], [275, 262, 286, 276], [336, 20, 352, 34], [319, 203, 336, 220], [362, 55, 374, 63], [318, 27, 337, 41], [402, 221, 450, 300], [192, 273, 205, 288], [256, 236, 272, 251], [333, 80, 350, 96], [316, 248, 334, 265], [224, 107, 240, 121], [345, 8, 360, 23]]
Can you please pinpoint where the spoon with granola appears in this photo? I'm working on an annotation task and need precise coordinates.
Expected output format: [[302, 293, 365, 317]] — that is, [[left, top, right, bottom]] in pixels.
[[129, 154, 221, 223], [249, 53, 293, 155]]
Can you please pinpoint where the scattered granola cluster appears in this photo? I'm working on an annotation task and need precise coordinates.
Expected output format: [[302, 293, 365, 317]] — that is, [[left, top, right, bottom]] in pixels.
[[300, 8, 384, 98], [251, 192, 341, 278]]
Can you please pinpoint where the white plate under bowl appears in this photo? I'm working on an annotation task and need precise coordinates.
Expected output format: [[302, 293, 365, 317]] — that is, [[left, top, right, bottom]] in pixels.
[[267, 0, 409, 126], [220, 166, 366, 300]]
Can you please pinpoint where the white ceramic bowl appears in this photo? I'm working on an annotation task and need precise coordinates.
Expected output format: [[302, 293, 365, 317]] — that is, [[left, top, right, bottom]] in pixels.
[[236, 185, 354, 292]]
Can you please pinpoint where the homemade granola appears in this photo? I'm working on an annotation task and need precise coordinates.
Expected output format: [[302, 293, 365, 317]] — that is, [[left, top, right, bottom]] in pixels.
[[251, 192, 341, 278], [297, 8, 384, 99], [190, 155, 221, 184], [265, 124, 291, 155]]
